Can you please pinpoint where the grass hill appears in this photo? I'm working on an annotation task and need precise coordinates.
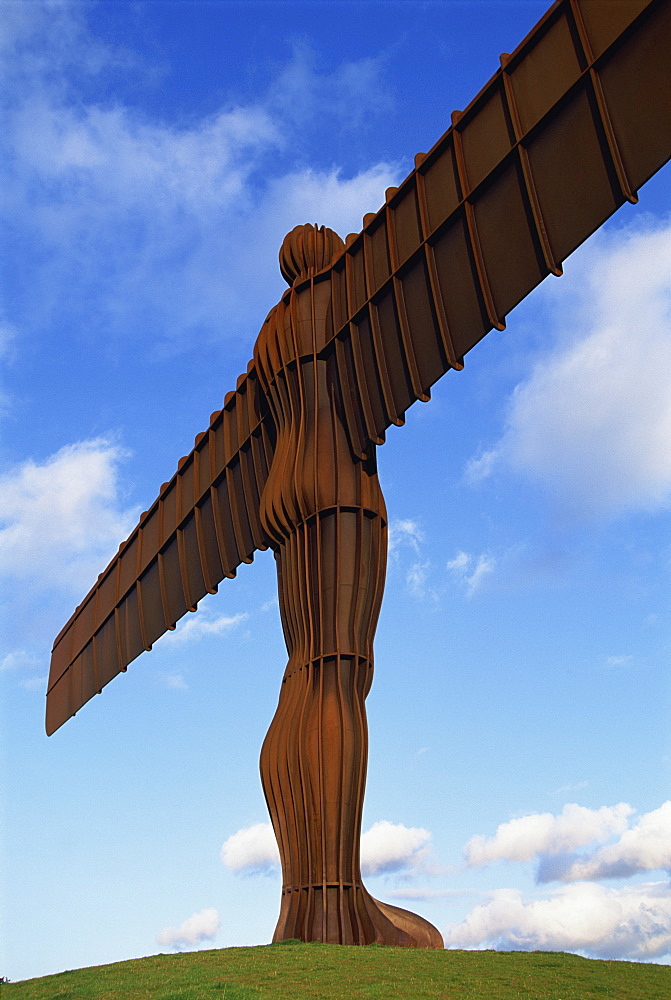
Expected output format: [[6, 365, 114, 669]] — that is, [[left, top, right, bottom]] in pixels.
[[4, 942, 670, 999]]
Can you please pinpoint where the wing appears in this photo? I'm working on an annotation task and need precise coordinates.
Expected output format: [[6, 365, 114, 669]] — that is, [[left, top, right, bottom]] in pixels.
[[326, 0, 671, 459], [46, 366, 275, 735]]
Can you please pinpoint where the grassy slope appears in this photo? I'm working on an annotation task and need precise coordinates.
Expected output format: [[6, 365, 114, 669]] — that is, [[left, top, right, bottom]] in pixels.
[[4, 943, 671, 1000]]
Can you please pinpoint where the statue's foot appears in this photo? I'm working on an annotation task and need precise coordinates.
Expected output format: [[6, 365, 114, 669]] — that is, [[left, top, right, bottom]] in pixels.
[[370, 895, 444, 949], [273, 883, 443, 948]]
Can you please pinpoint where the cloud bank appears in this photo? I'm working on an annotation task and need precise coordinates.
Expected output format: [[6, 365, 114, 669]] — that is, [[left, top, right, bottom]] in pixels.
[[538, 801, 671, 883], [453, 802, 671, 961], [464, 802, 634, 867], [443, 882, 671, 960]]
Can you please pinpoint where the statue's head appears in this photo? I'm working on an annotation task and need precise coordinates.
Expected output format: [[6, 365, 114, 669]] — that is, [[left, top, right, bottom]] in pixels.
[[279, 223, 345, 286]]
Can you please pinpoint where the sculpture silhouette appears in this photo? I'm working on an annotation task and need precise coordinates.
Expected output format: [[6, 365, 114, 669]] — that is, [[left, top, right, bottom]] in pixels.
[[46, 0, 670, 948]]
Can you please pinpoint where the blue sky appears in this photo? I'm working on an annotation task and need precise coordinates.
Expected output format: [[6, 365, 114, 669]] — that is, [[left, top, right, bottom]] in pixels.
[[2, 0, 670, 983]]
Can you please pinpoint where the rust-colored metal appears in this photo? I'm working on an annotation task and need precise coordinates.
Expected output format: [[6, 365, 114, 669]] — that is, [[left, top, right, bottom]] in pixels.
[[46, 0, 670, 947]]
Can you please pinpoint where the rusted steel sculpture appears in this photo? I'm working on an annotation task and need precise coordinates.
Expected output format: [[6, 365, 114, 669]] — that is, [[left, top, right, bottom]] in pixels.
[[46, 0, 670, 948], [256, 224, 443, 946]]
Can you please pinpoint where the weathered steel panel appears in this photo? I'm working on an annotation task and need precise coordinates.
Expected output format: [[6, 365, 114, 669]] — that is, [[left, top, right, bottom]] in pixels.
[[421, 140, 460, 233], [598, 0, 671, 189], [94, 616, 119, 690], [578, 0, 651, 57], [364, 217, 391, 293], [345, 242, 367, 317], [474, 158, 547, 318], [459, 82, 513, 191], [138, 560, 166, 647], [527, 84, 620, 263], [351, 312, 387, 440], [397, 254, 446, 396], [121, 585, 144, 667], [391, 182, 422, 266], [371, 289, 413, 421], [431, 213, 490, 361], [509, 8, 583, 133], [137, 507, 159, 577], [180, 515, 207, 611]]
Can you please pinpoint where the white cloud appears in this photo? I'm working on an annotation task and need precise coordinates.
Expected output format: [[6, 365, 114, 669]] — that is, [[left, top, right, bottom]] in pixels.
[[266, 41, 393, 133], [388, 518, 424, 555], [0, 319, 16, 361], [550, 780, 588, 796], [164, 673, 188, 691], [466, 222, 671, 520], [446, 550, 470, 573], [19, 675, 49, 692], [259, 164, 397, 250], [0, 439, 139, 590], [1, 649, 40, 673], [360, 820, 432, 876], [464, 803, 633, 867], [605, 654, 634, 668], [447, 550, 495, 597], [156, 907, 221, 951], [0, 316, 17, 416], [162, 610, 248, 645], [388, 520, 436, 599], [220, 818, 434, 877], [9, 96, 282, 340], [221, 823, 280, 875], [406, 560, 431, 598], [4, 7, 400, 348], [544, 801, 671, 882], [443, 882, 671, 961], [0, 649, 46, 692]]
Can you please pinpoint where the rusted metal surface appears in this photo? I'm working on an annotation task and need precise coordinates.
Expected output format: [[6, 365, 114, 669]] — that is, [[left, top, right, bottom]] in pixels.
[[47, 0, 670, 948]]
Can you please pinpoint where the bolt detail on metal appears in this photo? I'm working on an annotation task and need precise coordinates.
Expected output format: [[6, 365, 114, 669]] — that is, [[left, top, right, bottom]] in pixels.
[[46, 0, 671, 948]]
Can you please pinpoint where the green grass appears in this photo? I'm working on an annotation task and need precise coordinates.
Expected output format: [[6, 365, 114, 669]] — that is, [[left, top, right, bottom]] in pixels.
[[4, 943, 670, 999]]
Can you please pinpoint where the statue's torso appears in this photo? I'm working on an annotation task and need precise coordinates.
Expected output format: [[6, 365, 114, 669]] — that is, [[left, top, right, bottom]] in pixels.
[[254, 280, 386, 548]]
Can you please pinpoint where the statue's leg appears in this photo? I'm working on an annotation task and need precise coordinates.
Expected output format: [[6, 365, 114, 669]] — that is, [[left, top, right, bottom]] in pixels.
[[260, 508, 443, 947]]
